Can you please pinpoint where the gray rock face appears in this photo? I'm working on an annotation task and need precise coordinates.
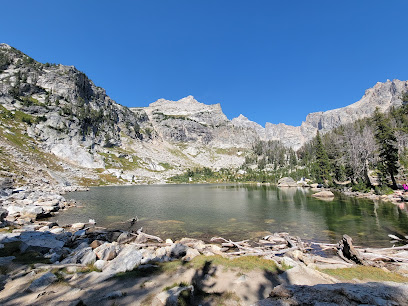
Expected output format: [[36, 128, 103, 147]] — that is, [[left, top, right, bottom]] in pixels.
[[257, 282, 408, 305], [102, 244, 142, 275], [94, 242, 119, 261], [0, 44, 150, 169], [27, 272, 57, 292], [279, 265, 338, 286]]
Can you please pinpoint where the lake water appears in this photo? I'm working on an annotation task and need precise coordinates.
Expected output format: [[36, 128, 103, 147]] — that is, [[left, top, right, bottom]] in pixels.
[[51, 184, 408, 247]]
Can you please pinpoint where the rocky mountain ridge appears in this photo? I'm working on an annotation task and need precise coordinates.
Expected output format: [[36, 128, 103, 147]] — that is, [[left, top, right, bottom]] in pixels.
[[232, 79, 408, 149], [0, 43, 407, 185]]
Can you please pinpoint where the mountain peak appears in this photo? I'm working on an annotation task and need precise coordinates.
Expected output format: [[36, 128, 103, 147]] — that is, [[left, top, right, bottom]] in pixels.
[[178, 95, 196, 102], [0, 43, 11, 49]]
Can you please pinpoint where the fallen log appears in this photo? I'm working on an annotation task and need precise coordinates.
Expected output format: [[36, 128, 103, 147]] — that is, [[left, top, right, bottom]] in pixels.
[[135, 227, 163, 243], [211, 237, 260, 253], [284, 234, 296, 248], [228, 246, 300, 257]]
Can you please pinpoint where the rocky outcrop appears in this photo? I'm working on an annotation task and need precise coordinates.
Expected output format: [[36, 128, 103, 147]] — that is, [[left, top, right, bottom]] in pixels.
[[139, 95, 259, 149], [0, 44, 153, 169]]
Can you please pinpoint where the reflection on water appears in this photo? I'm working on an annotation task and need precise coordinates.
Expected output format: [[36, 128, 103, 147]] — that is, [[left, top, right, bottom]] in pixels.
[[50, 184, 408, 247]]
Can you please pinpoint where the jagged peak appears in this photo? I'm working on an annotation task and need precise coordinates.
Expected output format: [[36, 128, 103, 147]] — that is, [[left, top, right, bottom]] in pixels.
[[178, 95, 196, 103], [149, 95, 203, 107], [235, 114, 248, 120]]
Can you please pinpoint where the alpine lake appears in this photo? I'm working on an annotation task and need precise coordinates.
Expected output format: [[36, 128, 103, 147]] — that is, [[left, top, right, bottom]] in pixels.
[[50, 184, 408, 247]]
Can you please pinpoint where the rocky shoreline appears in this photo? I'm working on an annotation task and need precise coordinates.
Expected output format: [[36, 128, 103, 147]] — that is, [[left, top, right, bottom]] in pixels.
[[0, 181, 408, 305]]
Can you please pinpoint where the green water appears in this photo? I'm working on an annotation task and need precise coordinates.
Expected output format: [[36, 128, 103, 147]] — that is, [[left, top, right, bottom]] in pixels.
[[51, 184, 408, 247]]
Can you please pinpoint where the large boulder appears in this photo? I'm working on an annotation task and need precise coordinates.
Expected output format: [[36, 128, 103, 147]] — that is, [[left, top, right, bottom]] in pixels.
[[278, 177, 298, 187], [6, 205, 45, 218], [102, 244, 142, 275], [94, 242, 120, 261]]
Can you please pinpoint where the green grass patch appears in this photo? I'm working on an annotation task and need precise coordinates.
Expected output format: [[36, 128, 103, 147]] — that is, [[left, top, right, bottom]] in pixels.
[[0, 226, 16, 233], [215, 147, 244, 155], [163, 281, 190, 291], [168, 148, 190, 160], [321, 266, 408, 283], [159, 162, 174, 170], [77, 173, 124, 186], [20, 96, 45, 107], [79, 264, 101, 273], [98, 152, 139, 171], [190, 255, 280, 272]]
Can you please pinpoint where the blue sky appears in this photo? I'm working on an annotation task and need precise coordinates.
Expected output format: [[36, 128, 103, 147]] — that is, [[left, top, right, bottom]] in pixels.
[[2, 1, 408, 126]]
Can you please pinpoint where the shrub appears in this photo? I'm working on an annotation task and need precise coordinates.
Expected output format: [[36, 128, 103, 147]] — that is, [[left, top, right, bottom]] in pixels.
[[351, 181, 370, 193], [374, 185, 394, 195]]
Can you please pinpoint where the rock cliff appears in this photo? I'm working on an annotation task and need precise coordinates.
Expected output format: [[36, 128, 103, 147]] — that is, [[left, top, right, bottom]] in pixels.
[[0, 44, 250, 185]]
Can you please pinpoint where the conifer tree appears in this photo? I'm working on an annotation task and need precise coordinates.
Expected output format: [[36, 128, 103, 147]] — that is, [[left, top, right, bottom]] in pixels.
[[373, 108, 399, 189], [313, 130, 331, 183]]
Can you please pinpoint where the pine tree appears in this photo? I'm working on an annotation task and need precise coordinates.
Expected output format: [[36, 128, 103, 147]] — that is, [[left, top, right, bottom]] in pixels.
[[373, 108, 399, 189], [313, 130, 331, 184]]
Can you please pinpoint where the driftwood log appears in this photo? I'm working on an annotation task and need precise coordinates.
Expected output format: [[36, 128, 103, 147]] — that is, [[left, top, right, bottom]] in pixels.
[[103, 226, 408, 269], [135, 227, 163, 243], [210, 233, 309, 257], [337, 234, 368, 265]]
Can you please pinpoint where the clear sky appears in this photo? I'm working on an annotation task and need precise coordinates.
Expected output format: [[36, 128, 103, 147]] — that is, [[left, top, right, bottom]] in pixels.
[[1, 1, 408, 126]]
